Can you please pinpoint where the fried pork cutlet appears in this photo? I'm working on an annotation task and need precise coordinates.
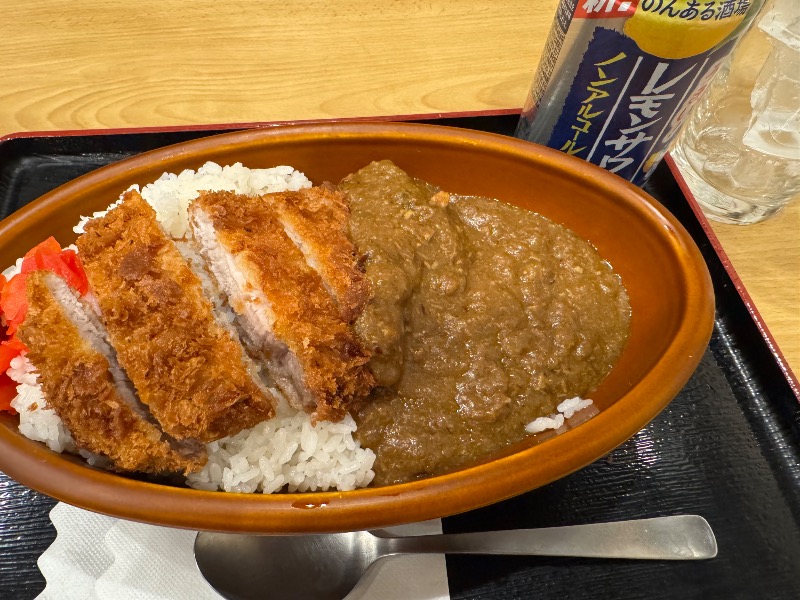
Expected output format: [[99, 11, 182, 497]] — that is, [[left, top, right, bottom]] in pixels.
[[270, 186, 370, 323], [188, 190, 374, 422], [76, 190, 276, 442], [16, 272, 205, 474]]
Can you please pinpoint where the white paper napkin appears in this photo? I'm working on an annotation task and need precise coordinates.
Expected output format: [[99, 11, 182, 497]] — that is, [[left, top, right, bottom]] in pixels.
[[36, 503, 450, 600]]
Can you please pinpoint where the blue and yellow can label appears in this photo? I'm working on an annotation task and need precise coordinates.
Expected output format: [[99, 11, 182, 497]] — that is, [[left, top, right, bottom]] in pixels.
[[516, 0, 761, 185]]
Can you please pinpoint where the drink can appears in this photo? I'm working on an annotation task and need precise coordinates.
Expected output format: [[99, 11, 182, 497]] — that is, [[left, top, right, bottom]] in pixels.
[[515, 0, 766, 186]]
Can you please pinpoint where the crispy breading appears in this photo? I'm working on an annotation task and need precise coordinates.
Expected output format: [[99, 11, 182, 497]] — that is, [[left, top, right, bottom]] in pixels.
[[189, 191, 374, 422], [270, 187, 370, 323], [16, 272, 205, 474], [76, 190, 276, 442]]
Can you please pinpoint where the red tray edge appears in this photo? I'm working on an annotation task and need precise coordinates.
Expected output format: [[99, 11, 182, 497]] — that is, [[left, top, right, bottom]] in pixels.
[[0, 108, 522, 144]]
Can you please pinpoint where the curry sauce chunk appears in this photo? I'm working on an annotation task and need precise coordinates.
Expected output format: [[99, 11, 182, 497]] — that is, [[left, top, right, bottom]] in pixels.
[[341, 161, 631, 486]]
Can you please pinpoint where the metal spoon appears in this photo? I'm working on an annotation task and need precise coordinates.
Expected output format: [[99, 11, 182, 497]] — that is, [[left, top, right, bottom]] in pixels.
[[195, 515, 716, 600]]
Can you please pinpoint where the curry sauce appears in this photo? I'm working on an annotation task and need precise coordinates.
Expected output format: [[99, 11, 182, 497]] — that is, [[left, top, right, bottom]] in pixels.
[[341, 161, 631, 486]]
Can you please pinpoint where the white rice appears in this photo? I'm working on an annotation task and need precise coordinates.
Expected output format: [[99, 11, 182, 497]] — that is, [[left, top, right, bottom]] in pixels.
[[74, 161, 311, 239], [7, 355, 75, 454], [6, 161, 376, 493], [187, 413, 376, 494], [524, 396, 594, 434]]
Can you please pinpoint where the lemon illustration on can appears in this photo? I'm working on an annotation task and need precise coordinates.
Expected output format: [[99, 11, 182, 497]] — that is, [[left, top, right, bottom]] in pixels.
[[623, 0, 751, 59], [642, 151, 665, 176]]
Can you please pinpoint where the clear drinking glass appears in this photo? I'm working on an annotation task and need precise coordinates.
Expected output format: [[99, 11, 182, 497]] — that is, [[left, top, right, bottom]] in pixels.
[[671, 0, 800, 225]]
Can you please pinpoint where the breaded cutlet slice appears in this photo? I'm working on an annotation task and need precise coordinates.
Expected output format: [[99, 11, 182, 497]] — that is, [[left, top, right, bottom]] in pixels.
[[16, 272, 205, 474], [76, 190, 276, 442], [188, 190, 374, 423], [270, 186, 370, 323]]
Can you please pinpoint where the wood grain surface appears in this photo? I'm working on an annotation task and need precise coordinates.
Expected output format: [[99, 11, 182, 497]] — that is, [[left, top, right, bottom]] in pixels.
[[709, 202, 800, 375], [1, 0, 797, 376]]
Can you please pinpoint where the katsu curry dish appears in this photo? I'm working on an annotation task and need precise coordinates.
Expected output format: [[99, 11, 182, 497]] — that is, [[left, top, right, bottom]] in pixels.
[[0, 160, 631, 492]]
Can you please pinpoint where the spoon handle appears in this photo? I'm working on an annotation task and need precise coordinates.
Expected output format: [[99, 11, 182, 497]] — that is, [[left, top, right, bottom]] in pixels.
[[380, 515, 717, 560]]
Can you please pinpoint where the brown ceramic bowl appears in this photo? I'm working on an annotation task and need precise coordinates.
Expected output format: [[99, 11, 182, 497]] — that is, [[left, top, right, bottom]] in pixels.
[[0, 122, 714, 533]]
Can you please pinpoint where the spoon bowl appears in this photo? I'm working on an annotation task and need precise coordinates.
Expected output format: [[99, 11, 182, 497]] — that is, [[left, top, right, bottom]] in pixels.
[[196, 530, 377, 600], [195, 515, 717, 600]]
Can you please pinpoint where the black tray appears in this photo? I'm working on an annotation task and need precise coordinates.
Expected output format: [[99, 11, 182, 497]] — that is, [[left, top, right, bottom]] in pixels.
[[1, 115, 798, 600]]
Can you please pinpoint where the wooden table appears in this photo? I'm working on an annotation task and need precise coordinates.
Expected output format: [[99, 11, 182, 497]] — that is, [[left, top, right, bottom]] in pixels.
[[2, 0, 797, 378]]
